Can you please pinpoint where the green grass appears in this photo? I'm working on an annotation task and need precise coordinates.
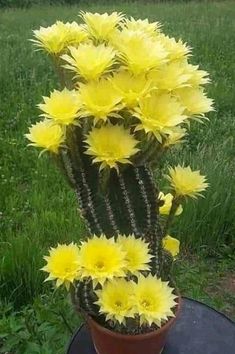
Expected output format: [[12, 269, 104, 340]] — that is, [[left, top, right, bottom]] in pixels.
[[0, 0, 235, 312]]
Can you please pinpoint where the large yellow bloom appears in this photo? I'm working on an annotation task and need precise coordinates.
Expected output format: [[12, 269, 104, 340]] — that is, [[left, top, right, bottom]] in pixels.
[[41, 243, 80, 289], [115, 30, 168, 75], [79, 235, 127, 286], [25, 120, 64, 154], [38, 88, 81, 125], [158, 34, 191, 62], [111, 71, 151, 108], [61, 43, 116, 81], [32, 21, 87, 54], [80, 11, 124, 41], [117, 235, 152, 274], [167, 165, 209, 198], [96, 278, 135, 324], [175, 87, 214, 116], [149, 61, 191, 91], [162, 235, 180, 258], [79, 79, 123, 122], [123, 17, 161, 37], [134, 91, 187, 142], [134, 274, 177, 326], [85, 124, 139, 171], [158, 192, 183, 216]]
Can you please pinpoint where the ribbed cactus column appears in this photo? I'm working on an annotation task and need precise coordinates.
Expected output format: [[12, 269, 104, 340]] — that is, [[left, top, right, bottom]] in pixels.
[[58, 126, 164, 276]]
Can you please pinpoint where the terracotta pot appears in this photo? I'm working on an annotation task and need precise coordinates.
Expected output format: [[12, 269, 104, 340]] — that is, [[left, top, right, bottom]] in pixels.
[[87, 297, 181, 354]]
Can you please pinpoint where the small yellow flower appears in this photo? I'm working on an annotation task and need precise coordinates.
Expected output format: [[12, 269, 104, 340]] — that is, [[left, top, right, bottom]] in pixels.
[[32, 21, 68, 54], [41, 243, 80, 289], [111, 71, 151, 108], [163, 127, 187, 147], [61, 43, 116, 81], [25, 120, 64, 154], [38, 88, 81, 125], [149, 61, 191, 91], [167, 165, 209, 199], [134, 274, 177, 327], [162, 236, 180, 258], [158, 192, 183, 216], [96, 278, 135, 324], [79, 79, 123, 122], [183, 63, 210, 87], [85, 124, 139, 171], [123, 17, 161, 37], [63, 21, 88, 46], [117, 235, 152, 274], [158, 34, 191, 61], [175, 87, 214, 116], [79, 235, 127, 286], [32, 21, 88, 54], [115, 30, 168, 75], [134, 91, 187, 142], [80, 11, 124, 41]]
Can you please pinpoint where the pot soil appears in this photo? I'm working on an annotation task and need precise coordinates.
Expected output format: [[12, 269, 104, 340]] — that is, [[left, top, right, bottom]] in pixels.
[[87, 297, 181, 354]]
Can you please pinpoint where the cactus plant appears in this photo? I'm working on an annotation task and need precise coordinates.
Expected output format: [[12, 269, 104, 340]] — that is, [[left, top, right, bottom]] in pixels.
[[26, 12, 213, 334]]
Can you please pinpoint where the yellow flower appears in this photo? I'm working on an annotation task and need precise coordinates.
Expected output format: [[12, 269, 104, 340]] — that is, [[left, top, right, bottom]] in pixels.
[[79, 235, 127, 286], [158, 34, 191, 61], [164, 127, 187, 147], [95, 278, 135, 324], [80, 11, 124, 41], [32, 21, 88, 54], [25, 120, 64, 154], [79, 79, 123, 122], [117, 235, 152, 274], [63, 21, 89, 46], [134, 274, 177, 327], [115, 30, 168, 75], [123, 17, 161, 37], [61, 43, 116, 81], [149, 61, 191, 91], [167, 165, 209, 198], [162, 236, 180, 258], [183, 63, 210, 87], [134, 91, 187, 142], [85, 124, 139, 171], [159, 192, 183, 216], [175, 87, 214, 116], [111, 71, 151, 108], [41, 243, 80, 289], [32, 21, 68, 54], [38, 88, 81, 125]]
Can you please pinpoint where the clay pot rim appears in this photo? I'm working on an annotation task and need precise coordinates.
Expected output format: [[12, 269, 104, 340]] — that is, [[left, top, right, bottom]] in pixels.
[[87, 295, 181, 341]]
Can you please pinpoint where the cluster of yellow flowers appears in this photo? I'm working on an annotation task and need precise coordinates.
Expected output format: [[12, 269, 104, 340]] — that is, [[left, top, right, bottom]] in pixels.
[[42, 235, 177, 326], [96, 275, 177, 326], [42, 235, 152, 288], [26, 11, 214, 171], [31, 12, 212, 330]]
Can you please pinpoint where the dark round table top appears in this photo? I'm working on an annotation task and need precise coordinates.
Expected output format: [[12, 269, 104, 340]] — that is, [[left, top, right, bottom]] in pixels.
[[67, 298, 235, 354]]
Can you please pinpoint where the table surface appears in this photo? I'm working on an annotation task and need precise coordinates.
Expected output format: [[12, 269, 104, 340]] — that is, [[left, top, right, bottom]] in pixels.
[[67, 298, 235, 354]]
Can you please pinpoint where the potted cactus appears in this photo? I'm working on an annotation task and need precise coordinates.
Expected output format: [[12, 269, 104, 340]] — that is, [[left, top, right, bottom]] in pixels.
[[26, 11, 213, 354]]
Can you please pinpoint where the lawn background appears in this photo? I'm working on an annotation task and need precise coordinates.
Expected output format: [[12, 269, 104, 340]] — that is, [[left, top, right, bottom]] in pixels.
[[0, 1, 235, 353]]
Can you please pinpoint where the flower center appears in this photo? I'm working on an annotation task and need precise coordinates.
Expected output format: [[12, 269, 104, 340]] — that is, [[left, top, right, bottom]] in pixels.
[[95, 261, 105, 270], [141, 299, 151, 308], [115, 300, 122, 308]]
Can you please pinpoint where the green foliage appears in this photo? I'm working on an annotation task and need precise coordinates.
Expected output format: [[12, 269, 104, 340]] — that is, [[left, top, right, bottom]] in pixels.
[[0, 291, 81, 354], [0, 1, 234, 307]]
